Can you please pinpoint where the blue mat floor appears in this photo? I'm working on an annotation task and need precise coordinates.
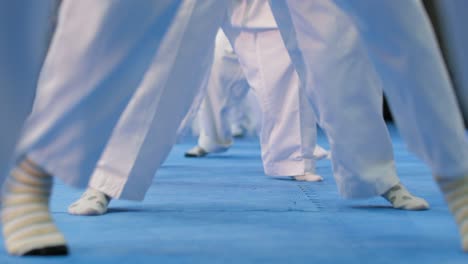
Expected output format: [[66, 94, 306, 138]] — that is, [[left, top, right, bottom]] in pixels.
[[0, 125, 466, 263]]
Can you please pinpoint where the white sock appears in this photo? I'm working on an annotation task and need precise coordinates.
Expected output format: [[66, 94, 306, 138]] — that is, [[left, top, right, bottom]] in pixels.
[[294, 172, 324, 182], [437, 175, 468, 252], [382, 183, 429, 211], [2, 159, 68, 256], [313, 145, 330, 160], [68, 188, 111, 216], [184, 145, 208, 158], [231, 125, 245, 138]]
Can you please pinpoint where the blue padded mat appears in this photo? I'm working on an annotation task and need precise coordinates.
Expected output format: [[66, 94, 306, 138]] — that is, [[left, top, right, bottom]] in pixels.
[[0, 125, 466, 263]]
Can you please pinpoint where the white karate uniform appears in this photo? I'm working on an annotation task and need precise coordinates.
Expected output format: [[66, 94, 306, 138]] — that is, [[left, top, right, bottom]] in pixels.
[[15, 0, 228, 199], [266, 0, 468, 199], [0, 1, 57, 183], [221, 0, 319, 177]]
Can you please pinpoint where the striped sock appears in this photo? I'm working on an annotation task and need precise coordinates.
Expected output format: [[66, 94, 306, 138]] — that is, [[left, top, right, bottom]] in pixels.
[[1, 159, 68, 256], [437, 175, 468, 252]]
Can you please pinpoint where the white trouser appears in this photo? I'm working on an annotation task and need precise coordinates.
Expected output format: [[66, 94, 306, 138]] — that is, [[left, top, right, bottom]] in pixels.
[[269, 0, 468, 197], [16, 0, 227, 198], [342, 0, 468, 179], [268, 0, 400, 198], [431, 0, 468, 124], [197, 30, 251, 153], [0, 1, 56, 184], [221, 26, 319, 177]]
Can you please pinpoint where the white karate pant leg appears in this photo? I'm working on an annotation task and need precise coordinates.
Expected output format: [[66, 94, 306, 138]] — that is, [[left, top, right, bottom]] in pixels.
[[16, 0, 227, 192], [433, 0, 468, 123], [222, 27, 318, 177], [0, 1, 56, 183], [197, 31, 251, 153], [340, 0, 468, 179], [229, 100, 247, 136], [87, 2, 227, 200], [238, 90, 262, 136], [176, 68, 213, 140], [228, 87, 254, 136], [269, 0, 400, 197]]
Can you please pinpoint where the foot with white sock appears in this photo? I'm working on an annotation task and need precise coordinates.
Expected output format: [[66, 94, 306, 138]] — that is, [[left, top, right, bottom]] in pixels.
[[313, 145, 330, 161], [293, 172, 324, 182], [292, 145, 329, 182], [186, 144, 330, 159], [437, 175, 468, 252], [382, 182, 429, 211], [1, 159, 68, 256], [68, 188, 111, 216], [184, 145, 209, 158]]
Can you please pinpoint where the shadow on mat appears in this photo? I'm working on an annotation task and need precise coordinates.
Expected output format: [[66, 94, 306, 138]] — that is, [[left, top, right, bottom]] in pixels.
[[196, 154, 259, 160], [107, 207, 147, 214], [350, 205, 395, 210]]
